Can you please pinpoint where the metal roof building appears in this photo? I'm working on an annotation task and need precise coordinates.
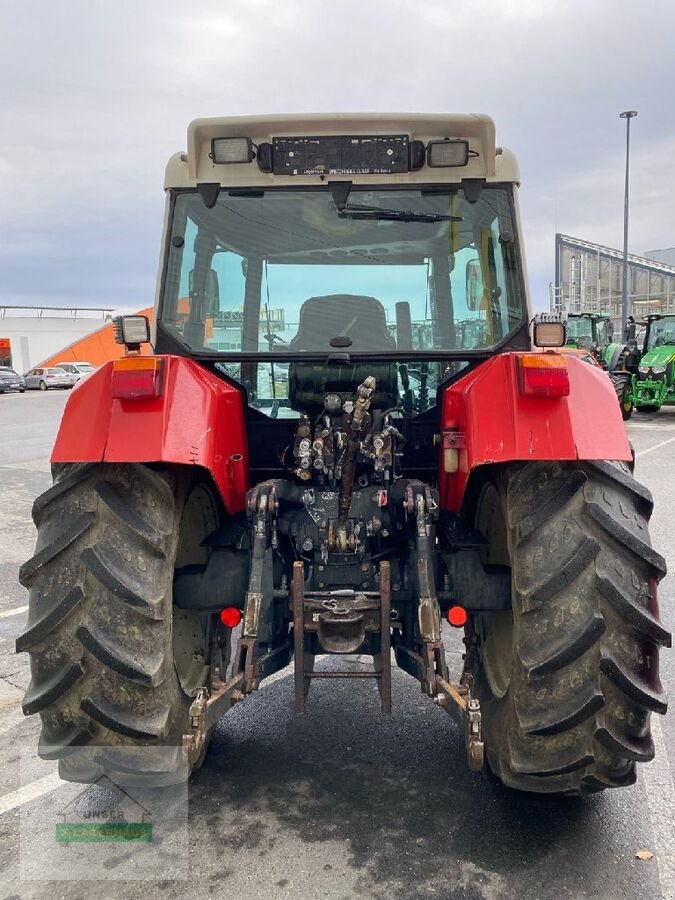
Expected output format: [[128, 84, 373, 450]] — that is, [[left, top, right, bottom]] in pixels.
[[552, 234, 675, 331], [0, 306, 114, 373]]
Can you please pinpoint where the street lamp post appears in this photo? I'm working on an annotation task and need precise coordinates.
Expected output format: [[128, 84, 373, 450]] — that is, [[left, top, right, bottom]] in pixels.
[[620, 110, 638, 335]]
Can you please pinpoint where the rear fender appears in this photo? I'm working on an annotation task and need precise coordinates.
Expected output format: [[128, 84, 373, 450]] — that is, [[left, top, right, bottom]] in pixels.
[[52, 356, 248, 513], [439, 353, 631, 512], [604, 341, 625, 372]]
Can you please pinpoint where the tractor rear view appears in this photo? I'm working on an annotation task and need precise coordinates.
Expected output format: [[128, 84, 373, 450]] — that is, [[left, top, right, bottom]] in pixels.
[[17, 114, 670, 795]]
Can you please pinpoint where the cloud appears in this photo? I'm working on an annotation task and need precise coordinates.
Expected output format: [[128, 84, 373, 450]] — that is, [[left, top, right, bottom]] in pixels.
[[0, 0, 673, 310]]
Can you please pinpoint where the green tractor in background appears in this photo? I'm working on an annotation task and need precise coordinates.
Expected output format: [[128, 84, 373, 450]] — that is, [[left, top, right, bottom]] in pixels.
[[632, 314, 675, 413], [565, 312, 640, 420]]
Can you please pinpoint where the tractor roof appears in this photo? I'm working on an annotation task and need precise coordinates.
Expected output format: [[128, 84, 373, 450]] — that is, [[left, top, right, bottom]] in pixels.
[[164, 113, 519, 189], [567, 312, 611, 321]]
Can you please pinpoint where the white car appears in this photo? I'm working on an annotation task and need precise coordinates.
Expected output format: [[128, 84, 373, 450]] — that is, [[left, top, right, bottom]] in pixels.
[[54, 361, 96, 381]]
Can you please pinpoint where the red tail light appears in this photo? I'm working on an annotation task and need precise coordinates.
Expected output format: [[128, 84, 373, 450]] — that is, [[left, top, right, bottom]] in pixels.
[[220, 607, 242, 628], [111, 357, 163, 400], [447, 605, 468, 627], [518, 354, 569, 398]]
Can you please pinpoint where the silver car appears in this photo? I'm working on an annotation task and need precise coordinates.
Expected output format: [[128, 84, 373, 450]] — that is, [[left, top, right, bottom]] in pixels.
[[24, 366, 76, 390], [0, 367, 26, 393]]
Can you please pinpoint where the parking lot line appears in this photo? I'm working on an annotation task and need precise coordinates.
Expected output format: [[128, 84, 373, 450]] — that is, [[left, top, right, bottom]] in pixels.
[[0, 605, 28, 620], [0, 771, 63, 817], [635, 437, 675, 459], [642, 718, 675, 900]]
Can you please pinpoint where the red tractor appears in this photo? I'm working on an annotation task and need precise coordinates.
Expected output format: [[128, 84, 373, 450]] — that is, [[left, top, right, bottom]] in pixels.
[[18, 115, 669, 794]]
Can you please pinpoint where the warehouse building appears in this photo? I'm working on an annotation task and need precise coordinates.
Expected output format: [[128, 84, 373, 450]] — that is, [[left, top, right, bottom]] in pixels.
[[552, 234, 675, 332], [0, 305, 116, 373]]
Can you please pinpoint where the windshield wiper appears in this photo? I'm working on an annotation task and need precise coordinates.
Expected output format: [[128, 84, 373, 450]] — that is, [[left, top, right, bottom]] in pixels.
[[338, 204, 461, 223], [329, 180, 462, 224]]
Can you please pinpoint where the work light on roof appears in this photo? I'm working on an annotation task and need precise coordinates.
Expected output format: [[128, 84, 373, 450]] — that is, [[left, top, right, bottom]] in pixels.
[[210, 137, 254, 164], [427, 139, 470, 167]]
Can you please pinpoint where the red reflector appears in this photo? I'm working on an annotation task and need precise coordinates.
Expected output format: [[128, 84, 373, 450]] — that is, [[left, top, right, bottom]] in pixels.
[[220, 607, 242, 628], [447, 605, 468, 627], [518, 354, 570, 398], [111, 357, 163, 400]]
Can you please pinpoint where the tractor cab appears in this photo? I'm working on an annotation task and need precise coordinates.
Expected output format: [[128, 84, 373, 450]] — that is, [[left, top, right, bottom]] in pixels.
[[565, 312, 613, 359], [156, 122, 529, 426], [643, 313, 675, 351]]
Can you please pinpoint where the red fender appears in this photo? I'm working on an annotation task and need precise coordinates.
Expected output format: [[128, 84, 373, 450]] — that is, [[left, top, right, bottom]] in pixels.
[[53, 353, 630, 518], [439, 353, 632, 512], [52, 356, 249, 513]]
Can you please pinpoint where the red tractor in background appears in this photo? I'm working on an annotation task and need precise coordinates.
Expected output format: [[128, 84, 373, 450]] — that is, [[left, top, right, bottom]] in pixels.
[[18, 114, 669, 794]]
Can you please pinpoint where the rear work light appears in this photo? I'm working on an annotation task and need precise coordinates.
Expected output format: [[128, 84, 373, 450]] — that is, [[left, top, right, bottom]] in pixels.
[[113, 315, 151, 347], [533, 320, 566, 348], [518, 354, 570, 398], [427, 139, 470, 167], [210, 137, 254, 164], [111, 357, 164, 400]]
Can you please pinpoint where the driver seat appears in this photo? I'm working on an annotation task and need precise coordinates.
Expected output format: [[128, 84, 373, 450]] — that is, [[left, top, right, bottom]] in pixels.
[[288, 294, 399, 410], [289, 294, 396, 352]]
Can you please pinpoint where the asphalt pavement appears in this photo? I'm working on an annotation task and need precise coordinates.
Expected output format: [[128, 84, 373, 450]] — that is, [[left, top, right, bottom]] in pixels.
[[0, 390, 673, 900]]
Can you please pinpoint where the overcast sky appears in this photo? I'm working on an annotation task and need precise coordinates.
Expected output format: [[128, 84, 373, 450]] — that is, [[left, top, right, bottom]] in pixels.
[[1, 0, 673, 313]]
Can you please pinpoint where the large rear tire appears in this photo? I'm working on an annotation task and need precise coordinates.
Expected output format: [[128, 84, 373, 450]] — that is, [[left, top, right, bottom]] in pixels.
[[470, 461, 669, 794], [17, 463, 224, 785]]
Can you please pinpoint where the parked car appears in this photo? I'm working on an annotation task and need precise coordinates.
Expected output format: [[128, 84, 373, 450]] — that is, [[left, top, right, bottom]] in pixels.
[[24, 366, 76, 390], [54, 361, 96, 381], [0, 367, 26, 393]]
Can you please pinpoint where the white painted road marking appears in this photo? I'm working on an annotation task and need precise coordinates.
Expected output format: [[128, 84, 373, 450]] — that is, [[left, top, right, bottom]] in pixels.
[[635, 436, 675, 458], [0, 604, 28, 620], [0, 772, 63, 817], [642, 718, 675, 900]]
